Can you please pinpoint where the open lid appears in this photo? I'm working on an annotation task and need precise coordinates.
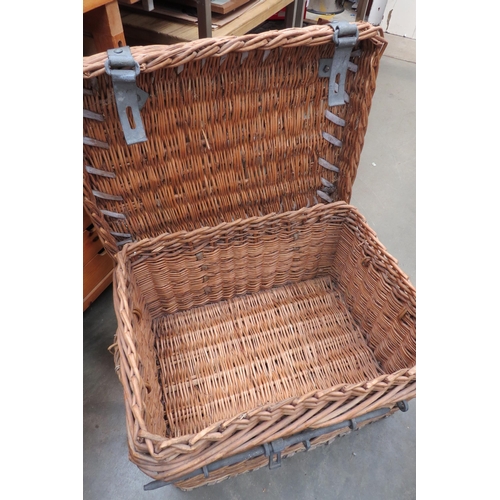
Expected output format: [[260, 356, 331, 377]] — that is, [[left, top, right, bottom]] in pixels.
[[83, 22, 387, 257]]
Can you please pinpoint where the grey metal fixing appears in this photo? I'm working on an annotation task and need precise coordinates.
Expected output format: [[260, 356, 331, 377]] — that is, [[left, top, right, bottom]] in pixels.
[[318, 21, 359, 107], [144, 401, 409, 490], [105, 46, 149, 145]]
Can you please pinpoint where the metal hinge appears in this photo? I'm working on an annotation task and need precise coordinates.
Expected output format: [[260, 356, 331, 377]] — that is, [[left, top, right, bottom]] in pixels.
[[319, 22, 359, 106], [105, 47, 149, 145]]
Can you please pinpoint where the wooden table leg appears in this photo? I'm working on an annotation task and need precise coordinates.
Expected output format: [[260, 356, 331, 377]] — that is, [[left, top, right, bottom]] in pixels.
[[285, 0, 305, 29], [196, 0, 212, 39], [355, 0, 370, 21], [84, 0, 126, 53]]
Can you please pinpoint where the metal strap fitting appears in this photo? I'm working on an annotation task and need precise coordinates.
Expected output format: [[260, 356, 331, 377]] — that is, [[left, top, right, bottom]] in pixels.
[[105, 47, 149, 145], [264, 438, 286, 470], [318, 22, 359, 106]]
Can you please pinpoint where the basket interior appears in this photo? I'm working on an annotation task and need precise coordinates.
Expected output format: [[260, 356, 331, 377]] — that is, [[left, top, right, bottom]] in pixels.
[[118, 204, 416, 439]]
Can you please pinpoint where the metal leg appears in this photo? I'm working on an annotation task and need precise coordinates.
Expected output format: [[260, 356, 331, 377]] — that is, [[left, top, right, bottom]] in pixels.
[[141, 0, 154, 12], [285, 0, 305, 29], [197, 0, 212, 38]]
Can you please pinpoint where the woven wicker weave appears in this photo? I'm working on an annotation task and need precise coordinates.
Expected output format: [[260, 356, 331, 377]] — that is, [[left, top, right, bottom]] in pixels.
[[113, 202, 416, 488], [83, 22, 386, 257], [82, 22, 416, 490]]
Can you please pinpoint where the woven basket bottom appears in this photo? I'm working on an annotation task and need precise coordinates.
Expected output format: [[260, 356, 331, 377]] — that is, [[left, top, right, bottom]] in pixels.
[[154, 276, 384, 438]]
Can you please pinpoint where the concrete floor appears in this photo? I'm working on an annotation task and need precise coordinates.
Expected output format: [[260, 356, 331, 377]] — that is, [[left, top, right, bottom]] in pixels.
[[83, 34, 416, 500]]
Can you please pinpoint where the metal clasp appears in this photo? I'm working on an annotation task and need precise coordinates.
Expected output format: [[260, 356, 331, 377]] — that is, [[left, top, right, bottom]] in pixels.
[[264, 438, 286, 470], [105, 47, 149, 145], [318, 22, 359, 106]]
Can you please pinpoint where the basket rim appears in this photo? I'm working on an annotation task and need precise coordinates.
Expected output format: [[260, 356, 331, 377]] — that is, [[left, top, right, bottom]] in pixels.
[[83, 21, 386, 79], [131, 368, 416, 446], [117, 200, 353, 256]]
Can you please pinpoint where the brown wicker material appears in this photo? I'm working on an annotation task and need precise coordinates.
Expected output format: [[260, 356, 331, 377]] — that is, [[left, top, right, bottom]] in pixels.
[[83, 22, 415, 489], [113, 202, 416, 487], [176, 408, 398, 490], [83, 22, 387, 257], [155, 277, 383, 438]]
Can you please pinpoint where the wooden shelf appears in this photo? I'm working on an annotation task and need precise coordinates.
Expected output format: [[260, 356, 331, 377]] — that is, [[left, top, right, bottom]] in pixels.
[[121, 0, 303, 45]]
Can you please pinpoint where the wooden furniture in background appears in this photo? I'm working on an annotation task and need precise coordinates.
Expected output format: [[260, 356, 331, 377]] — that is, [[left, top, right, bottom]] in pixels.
[[120, 0, 306, 45], [84, 0, 126, 54], [83, 208, 114, 312], [83, 0, 124, 310]]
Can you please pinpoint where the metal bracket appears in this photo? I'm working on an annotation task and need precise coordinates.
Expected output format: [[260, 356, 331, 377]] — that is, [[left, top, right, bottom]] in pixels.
[[105, 47, 149, 145], [397, 400, 409, 412], [265, 438, 286, 470], [318, 22, 359, 106], [143, 405, 395, 490]]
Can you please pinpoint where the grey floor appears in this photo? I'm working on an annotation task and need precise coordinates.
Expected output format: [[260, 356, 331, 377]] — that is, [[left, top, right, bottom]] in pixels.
[[83, 34, 416, 500]]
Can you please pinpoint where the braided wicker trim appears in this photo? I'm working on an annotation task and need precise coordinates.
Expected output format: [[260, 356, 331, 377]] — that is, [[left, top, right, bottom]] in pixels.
[[83, 22, 386, 79], [174, 407, 399, 489]]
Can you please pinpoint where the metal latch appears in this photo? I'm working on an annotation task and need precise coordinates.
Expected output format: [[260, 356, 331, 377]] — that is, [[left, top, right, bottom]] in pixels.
[[264, 438, 286, 470], [105, 47, 149, 145], [318, 22, 359, 106]]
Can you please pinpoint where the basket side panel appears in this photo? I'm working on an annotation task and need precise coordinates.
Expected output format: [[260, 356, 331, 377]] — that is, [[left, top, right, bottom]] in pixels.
[[128, 377, 416, 483], [331, 210, 416, 373], [125, 205, 348, 318], [174, 407, 398, 490], [114, 260, 166, 439]]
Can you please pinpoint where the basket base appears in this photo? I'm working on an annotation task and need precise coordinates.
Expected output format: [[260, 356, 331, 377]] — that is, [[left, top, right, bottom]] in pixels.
[[154, 276, 384, 438]]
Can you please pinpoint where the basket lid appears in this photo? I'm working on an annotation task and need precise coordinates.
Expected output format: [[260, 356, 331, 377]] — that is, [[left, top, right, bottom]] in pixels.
[[83, 22, 387, 257]]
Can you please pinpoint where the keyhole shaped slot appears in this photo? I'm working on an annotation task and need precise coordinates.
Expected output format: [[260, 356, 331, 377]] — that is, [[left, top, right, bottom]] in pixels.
[[126, 106, 136, 130]]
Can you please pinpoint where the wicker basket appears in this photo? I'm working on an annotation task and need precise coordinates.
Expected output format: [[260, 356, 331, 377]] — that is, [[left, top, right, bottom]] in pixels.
[[83, 22, 416, 490]]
